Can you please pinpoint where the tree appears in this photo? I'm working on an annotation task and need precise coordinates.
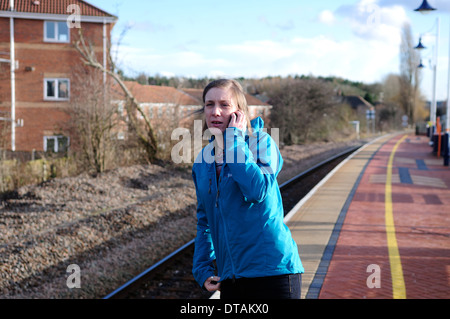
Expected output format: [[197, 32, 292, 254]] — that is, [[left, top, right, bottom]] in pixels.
[[74, 30, 158, 162], [399, 22, 422, 125], [268, 77, 343, 144], [68, 66, 118, 173]]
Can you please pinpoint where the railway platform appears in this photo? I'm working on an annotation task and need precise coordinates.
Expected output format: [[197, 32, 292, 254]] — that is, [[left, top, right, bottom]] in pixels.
[[286, 133, 450, 299]]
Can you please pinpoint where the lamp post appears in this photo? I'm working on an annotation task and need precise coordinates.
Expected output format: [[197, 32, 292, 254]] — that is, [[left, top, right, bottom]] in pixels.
[[415, 37, 426, 50], [414, 0, 436, 13], [414, 1, 450, 165], [413, 17, 439, 141], [417, 59, 426, 69]]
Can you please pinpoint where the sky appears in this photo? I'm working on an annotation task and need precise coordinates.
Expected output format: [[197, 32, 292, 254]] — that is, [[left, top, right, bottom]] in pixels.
[[87, 0, 450, 101]]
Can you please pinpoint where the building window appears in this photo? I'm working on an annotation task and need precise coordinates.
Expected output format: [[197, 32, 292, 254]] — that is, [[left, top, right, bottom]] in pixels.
[[117, 102, 124, 116], [44, 136, 70, 153], [44, 78, 70, 100], [44, 21, 70, 43]]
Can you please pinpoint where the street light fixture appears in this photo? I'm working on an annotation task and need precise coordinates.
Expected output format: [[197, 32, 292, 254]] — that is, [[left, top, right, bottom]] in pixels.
[[418, 59, 426, 68], [414, 37, 426, 50], [414, 1, 450, 166], [414, 0, 436, 13], [413, 18, 439, 139]]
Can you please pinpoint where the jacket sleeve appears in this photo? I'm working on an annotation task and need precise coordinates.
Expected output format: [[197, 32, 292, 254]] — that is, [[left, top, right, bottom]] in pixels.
[[224, 127, 282, 203], [192, 169, 216, 288]]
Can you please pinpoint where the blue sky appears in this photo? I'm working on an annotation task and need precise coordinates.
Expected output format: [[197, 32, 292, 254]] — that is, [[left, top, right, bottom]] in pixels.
[[87, 0, 450, 101]]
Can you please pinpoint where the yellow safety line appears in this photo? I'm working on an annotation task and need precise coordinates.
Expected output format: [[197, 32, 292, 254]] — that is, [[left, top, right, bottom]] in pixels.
[[385, 135, 407, 299]]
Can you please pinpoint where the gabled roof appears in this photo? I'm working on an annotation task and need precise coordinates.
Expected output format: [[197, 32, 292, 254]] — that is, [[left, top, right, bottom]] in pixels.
[[0, 0, 116, 20], [338, 95, 373, 110], [114, 81, 201, 106], [181, 88, 272, 107], [113, 82, 272, 108], [181, 88, 203, 103]]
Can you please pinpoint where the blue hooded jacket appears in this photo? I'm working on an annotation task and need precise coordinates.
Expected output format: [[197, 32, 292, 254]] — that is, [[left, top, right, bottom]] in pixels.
[[192, 117, 304, 288]]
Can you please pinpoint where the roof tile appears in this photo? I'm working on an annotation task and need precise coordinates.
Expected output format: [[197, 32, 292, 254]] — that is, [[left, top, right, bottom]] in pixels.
[[0, 0, 115, 17], [114, 81, 201, 106]]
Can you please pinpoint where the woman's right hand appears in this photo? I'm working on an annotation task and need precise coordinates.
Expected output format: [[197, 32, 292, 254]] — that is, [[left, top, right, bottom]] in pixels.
[[204, 276, 221, 292]]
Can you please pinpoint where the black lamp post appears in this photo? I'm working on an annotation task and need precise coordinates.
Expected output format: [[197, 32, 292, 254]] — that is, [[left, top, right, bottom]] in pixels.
[[413, 3, 439, 147], [414, 0, 436, 13], [414, 1, 449, 165], [418, 59, 425, 68], [415, 37, 426, 50]]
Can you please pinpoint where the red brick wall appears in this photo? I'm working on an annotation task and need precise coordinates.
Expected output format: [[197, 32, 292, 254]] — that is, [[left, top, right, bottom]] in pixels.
[[0, 17, 110, 151], [15, 106, 70, 151], [0, 17, 9, 42]]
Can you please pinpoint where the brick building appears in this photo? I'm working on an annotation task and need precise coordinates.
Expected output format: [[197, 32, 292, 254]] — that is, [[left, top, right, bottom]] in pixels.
[[112, 81, 273, 141], [0, 1, 271, 154], [180, 87, 272, 123], [0, 0, 116, 152]]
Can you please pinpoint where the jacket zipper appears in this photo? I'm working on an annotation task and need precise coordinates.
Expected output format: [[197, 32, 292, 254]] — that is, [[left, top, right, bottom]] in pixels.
[[213, 163, 236, 278], [215, 173, 221, 207]]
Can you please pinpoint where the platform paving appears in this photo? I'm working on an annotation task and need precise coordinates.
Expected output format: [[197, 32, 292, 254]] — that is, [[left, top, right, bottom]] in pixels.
[[287, 133, 450, 299]]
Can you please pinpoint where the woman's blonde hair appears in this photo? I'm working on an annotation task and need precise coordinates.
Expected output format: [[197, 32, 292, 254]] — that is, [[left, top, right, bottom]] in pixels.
[[202, 79, 252, 133]]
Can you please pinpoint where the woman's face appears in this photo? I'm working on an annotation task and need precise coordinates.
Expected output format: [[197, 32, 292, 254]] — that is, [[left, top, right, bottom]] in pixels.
[[204, 87, 238, 133]]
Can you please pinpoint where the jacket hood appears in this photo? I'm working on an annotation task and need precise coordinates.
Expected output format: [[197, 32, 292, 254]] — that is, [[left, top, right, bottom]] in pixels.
[[250, 117, 264, 132]]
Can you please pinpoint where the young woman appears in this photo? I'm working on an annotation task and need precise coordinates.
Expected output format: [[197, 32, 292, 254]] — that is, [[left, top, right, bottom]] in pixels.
[[192, 79, 303, 299]]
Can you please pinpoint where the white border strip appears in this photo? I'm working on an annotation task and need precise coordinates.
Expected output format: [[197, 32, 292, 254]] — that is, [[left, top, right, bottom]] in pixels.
[[283, 135, 389, 224]]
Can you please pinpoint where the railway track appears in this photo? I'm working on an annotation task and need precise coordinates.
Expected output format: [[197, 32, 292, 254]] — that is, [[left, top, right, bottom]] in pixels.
[[103, 145, 360, 299]]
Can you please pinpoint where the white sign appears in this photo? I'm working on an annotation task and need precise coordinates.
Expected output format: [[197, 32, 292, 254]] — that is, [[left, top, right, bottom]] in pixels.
[[366, 109, 375, 119]]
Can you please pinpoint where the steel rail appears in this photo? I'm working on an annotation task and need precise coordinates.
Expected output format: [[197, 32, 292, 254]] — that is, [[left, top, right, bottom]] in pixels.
[[103, 239, 195, 299], [279, 145, 361, 190]]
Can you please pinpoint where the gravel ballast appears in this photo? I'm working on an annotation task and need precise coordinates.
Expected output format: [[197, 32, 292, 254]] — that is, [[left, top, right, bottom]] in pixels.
[[0, 140, 361, 299]]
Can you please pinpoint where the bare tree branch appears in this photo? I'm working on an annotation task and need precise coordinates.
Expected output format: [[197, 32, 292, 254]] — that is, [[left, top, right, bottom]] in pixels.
[[74, 29, 158, 161]]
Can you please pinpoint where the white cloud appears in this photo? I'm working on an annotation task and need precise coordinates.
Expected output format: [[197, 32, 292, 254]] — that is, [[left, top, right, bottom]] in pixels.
[[318, 10, 336, 25], [114, 46, 232, 76], [336, 0, 410, 45], [276, 19, 295, 31], [111, 0, 407, 86], [218, 40, 296, 62], [114, 31, 401, 85], [211, 35, 399, 83]]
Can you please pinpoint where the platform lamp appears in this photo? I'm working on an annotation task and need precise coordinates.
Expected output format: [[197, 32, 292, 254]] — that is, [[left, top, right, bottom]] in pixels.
[[415, 39, 426, 69], [414, 0, 436, 13], [415, 37, 426, 50], [417, 59, 426, 69], [413, 19, 439, 145], [415, 1, 450, 165]]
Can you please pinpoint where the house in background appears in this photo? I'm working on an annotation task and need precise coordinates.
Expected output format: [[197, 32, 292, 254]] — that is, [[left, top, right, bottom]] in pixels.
[[180, 88, 272, 124], [0, 0, 271, 156], [337, 95, 376, 131], [112, 81, 203, 142], [338, 95, 374, 115], [112, 81, 273, 141], [0, 0, 116, 153]]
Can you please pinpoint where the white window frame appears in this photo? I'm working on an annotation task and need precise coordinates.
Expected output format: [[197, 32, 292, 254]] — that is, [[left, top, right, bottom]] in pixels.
[[44, 21, 70, 43], [44, 78, 70, 101], [43, 135, 70, 153], [117, 132, 125, 140]]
